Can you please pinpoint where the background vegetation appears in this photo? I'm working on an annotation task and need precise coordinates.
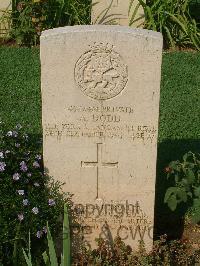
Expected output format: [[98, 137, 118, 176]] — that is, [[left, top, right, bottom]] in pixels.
[[130, 0, 200, 50], [10, 0, 91, 45], [0, 121, 69, 265], [0, 0, 199, 49]]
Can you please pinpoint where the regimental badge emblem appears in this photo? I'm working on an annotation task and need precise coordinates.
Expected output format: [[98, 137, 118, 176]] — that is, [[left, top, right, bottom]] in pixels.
[[74, 43, 128, 101]]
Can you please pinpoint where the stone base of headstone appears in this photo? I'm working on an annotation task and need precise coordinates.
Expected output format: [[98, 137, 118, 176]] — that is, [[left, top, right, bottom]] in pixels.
[[91, 0, 145, 27]]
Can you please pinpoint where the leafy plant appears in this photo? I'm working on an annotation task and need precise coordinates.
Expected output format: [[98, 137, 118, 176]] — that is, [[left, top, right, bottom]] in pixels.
[[11, 0, 92, 46], [11, 0, 51, 46], [22, 232, 33, 266], [74, 235, 199, 265], [0, 122, 68, 265], [23, 203, 71, 266], [43, 204, 71, 266], [129, 0, 200, 50], [164, 151, 200, 223]]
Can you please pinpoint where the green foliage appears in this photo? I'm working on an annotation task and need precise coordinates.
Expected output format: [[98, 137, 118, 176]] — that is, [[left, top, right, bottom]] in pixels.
[[129, 0, 200, 50], [62, 204, 71, 266], [0, 122, 68, 265], [74, 235, 199, 265], [45, 222, 59, 266], [164, 151, 200, 222], [23, 204, 71, 266], [2, 0, 200, 49], [22, 233, 33, 266], [11, 0, 92, 46], [43, 204, 71, 266]]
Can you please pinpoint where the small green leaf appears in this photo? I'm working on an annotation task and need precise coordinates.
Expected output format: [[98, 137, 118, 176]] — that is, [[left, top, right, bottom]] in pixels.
[[175, 174, 179, 183], [186, 169, 195, 184], [42, 251, 49, 265], [63, 203, 71, 266], [47, 222, 58, 266], [187, 192, 193, 198], [164, 187, 177, 203], [191, 206, 200, 224], [193, 198, 200, 208], [183, 152, 190, 162], [169, 161, 181, 172], [194, 187, 200, 197], [22, 249, 33, 266], [167, 194, 177, 211], [177, 188, 187, 203]]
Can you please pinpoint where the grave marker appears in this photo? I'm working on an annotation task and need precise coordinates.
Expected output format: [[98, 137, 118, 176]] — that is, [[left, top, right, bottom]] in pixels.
[[40, 25, 163, 251], [91, 0, 145, 27]]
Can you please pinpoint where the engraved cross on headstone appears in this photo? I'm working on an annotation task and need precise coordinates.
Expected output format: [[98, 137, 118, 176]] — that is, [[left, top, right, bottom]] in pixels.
[[81, 143, 118, 199]]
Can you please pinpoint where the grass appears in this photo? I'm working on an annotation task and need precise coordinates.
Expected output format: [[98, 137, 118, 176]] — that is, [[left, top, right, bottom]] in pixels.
[[0, 47, 41, 134], [0, 47, 200, 237], [160, 51, 200, 142]]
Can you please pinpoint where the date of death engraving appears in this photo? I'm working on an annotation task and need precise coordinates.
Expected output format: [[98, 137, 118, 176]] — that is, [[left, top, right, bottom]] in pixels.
[[44, 123, 156, 144]]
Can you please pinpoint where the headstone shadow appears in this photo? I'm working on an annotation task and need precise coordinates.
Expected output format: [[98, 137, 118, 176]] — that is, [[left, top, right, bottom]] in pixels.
[[154, 139, 200, 240]]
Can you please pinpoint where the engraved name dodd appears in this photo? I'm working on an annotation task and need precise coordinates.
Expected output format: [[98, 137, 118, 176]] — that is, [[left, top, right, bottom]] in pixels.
[[75, 43, 128, 101]]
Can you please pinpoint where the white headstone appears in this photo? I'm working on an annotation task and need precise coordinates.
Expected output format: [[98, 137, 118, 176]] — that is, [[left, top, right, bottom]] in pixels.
[[91, 0, 145, 27], [41, 25, 163, 251]]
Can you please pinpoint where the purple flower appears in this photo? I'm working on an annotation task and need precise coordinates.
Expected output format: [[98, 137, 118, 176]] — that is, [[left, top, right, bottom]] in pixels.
[[33, 161, 40, 168], [15, 143, 20, 148], [48, 199, 56, 206], [16, 124, 22, 130], [43, 171, 48, 176], [27, 173, 32, 177], [0, 162, 6, 172], [7, 131, 13, 137], [0, 152, 4, 159], [23, 199, 29, 206], [35, 155, 41, 160], [13, 173, 20, 181], [32, 207, 39, 214], [12, 131, 18, 137], [23, 134, 29, 141], [43, 226, 47, 234], [20, 161, 28, 172], [34, 182, 40, 187], [36, 230, 43, 238], [18, 213, 24, 221], [17, 190, 24, 195]]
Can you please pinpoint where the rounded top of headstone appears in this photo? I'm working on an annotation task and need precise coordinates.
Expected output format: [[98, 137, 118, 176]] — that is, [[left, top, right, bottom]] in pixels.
[[41, 25, 163, 41]]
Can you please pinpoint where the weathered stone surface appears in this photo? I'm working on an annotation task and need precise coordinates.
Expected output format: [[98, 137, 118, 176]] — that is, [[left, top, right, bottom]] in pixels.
[[91, 0, 145, 27], [41, 25, 163, 251], [0, 0, 11, 37]]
